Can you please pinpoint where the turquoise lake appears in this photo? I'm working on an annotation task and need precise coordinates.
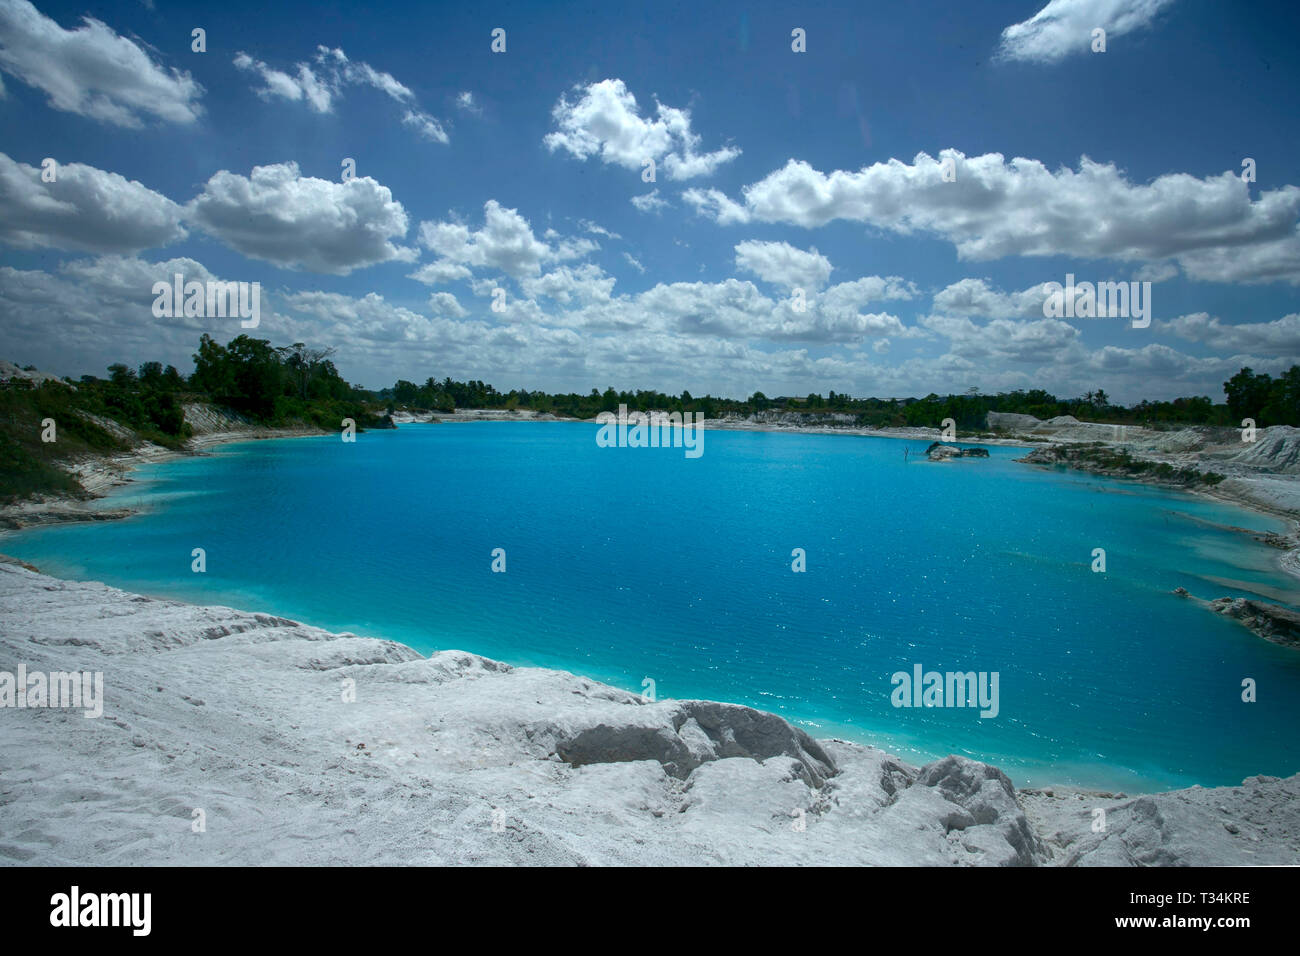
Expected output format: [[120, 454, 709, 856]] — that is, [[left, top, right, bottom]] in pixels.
[[5, 421, 1299, 792]]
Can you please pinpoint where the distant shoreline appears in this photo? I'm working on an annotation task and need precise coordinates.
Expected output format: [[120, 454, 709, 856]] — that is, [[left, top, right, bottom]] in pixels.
[[0, 422, 328, 532], [4, 407, 1297, 585]]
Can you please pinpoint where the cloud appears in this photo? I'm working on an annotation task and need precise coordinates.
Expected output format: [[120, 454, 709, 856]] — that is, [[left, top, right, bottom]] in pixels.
[[734, 240, 832, 290], [8, 255, 1292, 405], [682, 186, 750, 224], [401, 109, 449, 144], [1084, 341, 1225, 377], [519, 263, 615, 305], [283, 289, 417, 330], [398, 259, 929, 346], [233, 52, 332, 112], [923, 314, 1082, 364], [0, 0, 202, 126], [0, 152, 185, 253], [579, 219, 620, 240], [1172, 239, 1300, 286], [427, 291, 468, 318], [804, 276, 921, 343], [566, 277, 919, 345], [318, 47, 413, 101], [233, 44, 447, 142], [626, 277, 915, 343], [1134, 261, 1178, 283], [455, 90, 480, 114], [262, 286, 930, 391], [629, 278, 776, 337], [622, 252, 646, 274], [271, 288, 593, 382], [931, 278, 1049, 318], [544, 78, 739, 180], [417, 201, 597, 279], [407, 260, 473, 286], [186, 162, 413, 274], [820, 276, 918, 310], [631, 189, 670, 213], [687, 150, 1300, 284], [0, 254, 273, 375], [1158, 312, 1300, 354], [997, 0, 1177, 64]]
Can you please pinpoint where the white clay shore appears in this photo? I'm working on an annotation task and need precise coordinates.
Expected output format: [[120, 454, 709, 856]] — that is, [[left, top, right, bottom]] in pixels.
[[0, 558, 1296, 866]]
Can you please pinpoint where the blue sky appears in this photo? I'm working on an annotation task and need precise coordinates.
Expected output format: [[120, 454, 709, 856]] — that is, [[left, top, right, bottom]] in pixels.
[[1, 0, 1298, 401]]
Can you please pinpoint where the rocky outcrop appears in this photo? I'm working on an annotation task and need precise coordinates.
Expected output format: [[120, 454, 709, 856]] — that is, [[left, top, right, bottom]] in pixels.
[[181, 402, 255, 436], [1, 506, 135, 531], [546, 699, 837, 786], [1006, 424, 1300, 532], [390, 410, 440, 424], [1173, 588, 1300, 648], [916, 756, 1046, 865], [182, 402, 327, 442], [1209, 598, 1300, 647], [1023, 775, 1300, 866], [926, 441, 990, 460], [1018, 443, 1220, 488]]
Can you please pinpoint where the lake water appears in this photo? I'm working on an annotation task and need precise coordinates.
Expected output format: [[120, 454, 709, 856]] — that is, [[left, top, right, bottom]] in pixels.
[[6, 421, 1299, 792]]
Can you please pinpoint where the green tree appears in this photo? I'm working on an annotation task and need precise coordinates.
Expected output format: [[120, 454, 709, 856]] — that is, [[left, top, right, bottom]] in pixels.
[[1224, 368, 1274, 423], [107, 363, 136, 387], [138, 361, 164, 389], [393, 380, 420, 405], [191, 334, 233, 397]]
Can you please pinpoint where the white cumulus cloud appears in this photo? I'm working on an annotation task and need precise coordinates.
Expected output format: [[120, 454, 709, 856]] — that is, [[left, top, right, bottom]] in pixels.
[[734, 240, 833, 290], [1158, 312, 1300, 354], [688, 150, 1300, 284], [418, 201, 597, 279], [545, 78, 739, 181], [997, 0, 1178, 64], [931, 278, 1051, 318], [0, 152, 185, 253], [0, 0, 202, 126], [427, 291, 468, 318], [186, 162, 414, 274], [631, 189, 670, 213]]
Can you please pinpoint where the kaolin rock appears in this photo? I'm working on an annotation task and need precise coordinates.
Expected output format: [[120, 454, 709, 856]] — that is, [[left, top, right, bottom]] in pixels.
[[1206, 597, 1300, 648], [925, 442, 990, 461]]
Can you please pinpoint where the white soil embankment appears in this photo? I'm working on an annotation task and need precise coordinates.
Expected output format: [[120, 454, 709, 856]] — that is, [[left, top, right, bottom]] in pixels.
[[0, 559, 1295, 867]]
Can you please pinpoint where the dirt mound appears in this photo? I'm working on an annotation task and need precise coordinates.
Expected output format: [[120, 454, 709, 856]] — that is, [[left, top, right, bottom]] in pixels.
[[0, 360, 74, 390], [1225, 426, 1300, 475]]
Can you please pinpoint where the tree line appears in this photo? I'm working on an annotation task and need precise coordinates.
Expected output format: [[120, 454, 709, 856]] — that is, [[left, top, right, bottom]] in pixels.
[[382, 365, 1300, 429], [5, 335, 1296, 505], [9, 333, 1300, 436]]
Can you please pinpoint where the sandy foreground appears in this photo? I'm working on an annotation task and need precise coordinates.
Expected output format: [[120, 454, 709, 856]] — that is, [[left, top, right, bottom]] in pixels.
[[0, 558, 1296, 867]]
